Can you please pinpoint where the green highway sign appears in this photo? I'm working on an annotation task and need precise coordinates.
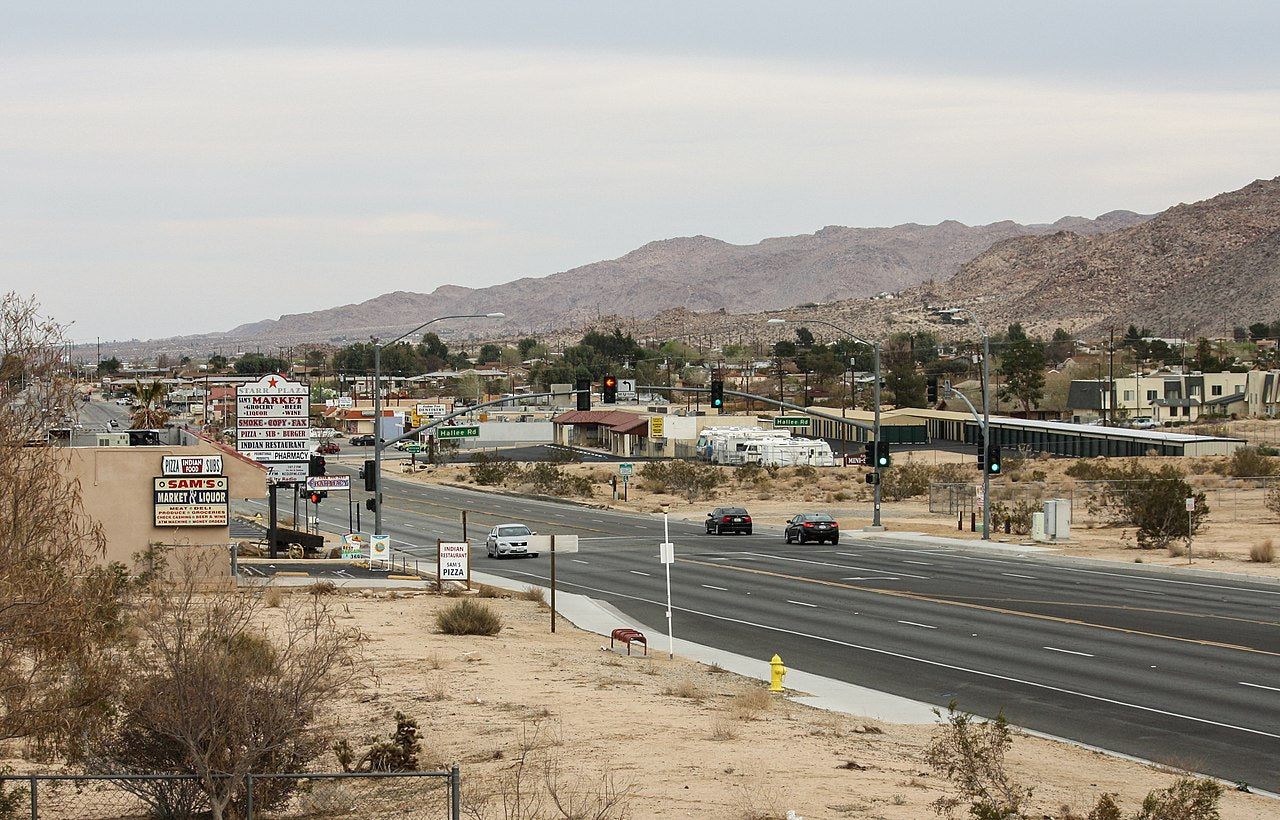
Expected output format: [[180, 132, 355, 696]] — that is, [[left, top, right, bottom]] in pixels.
[[404, 443, 423, 453], [619, 463, 633, 476], [773, 416, 811, 428], [436, 425, 480, 439]]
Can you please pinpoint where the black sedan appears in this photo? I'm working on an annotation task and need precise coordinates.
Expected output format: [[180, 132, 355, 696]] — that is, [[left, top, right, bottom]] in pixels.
[[783, 513, 839, 544], [706, 507, 752, 535]]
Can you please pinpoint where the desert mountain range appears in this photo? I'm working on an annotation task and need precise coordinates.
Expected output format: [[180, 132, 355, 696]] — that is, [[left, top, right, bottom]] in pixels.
[[122, 175, 1280, 359]]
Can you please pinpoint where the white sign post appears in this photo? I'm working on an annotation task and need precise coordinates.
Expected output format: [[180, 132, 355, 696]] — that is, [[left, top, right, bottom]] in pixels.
[[437, 541, 470, 587], [1186, 497, 1195, 564], [660, 503, 675, 659], [235, 374, 310, 483]]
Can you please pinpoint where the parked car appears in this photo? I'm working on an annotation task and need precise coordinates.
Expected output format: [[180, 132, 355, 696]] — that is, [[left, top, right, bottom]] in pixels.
[[1128, 417, 1159, 429], [486, 524, 539, 558], [784, 513, 839, 545], [349, 434, 375, 446], [706, 507, 752, 535], [316, 441, 340, 455]]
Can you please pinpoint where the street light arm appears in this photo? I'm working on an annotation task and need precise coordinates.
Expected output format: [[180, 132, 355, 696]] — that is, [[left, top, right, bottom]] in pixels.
[[375, 312, 506, 349]]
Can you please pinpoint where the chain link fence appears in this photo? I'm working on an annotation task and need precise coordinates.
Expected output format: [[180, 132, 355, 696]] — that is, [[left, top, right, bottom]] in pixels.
[[9, 769, 459, 819], [930, 476, 1280, 527]]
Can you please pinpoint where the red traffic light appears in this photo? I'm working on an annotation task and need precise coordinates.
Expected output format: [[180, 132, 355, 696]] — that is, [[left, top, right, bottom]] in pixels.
[[603, 376, 617, 388]]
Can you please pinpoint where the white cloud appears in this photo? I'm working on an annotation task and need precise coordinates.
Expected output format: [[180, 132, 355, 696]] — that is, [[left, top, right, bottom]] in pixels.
[[2, 43, 1278, 340]]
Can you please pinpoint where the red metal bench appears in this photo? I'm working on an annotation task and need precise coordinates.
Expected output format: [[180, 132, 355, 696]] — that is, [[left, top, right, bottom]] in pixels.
[[610, 628, 647, 656]]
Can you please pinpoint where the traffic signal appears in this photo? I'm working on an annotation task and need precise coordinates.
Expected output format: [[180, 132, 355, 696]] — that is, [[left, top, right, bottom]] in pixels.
[[309, 491, 327, 504], [309, 454, 326, 476], [926, 376, 939, 404], [876, 443, 890, 468], [986, 444, 1002, 475], [365, 498, 377, 512], [602, 375, 618, 404], [865, 441, 877, 466], [576, 377, 591, 411], [710, 379, 724, 409], [865, 472, 880, 485], [976, 442, 986, 472], [363, 459, 376, 491]]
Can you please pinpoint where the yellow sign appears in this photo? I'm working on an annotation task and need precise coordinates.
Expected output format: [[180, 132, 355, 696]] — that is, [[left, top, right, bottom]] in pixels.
[[649, 416, 665, 438]]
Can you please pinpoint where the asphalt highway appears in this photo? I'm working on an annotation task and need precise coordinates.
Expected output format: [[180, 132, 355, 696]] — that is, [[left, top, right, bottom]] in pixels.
[[237, 466, 1280, 791]]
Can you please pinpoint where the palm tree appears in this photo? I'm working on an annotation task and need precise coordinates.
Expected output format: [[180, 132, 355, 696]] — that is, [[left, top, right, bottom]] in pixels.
[[127, 379, 170, 429]]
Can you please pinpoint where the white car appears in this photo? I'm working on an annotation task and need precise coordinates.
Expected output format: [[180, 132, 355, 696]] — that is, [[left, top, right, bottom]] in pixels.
[[1128, 417, 1159, 429], [485, 524, 539, 559]]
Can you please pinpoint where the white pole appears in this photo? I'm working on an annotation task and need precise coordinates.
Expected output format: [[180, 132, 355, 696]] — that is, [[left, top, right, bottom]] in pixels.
[[662, 505, 674, 659]]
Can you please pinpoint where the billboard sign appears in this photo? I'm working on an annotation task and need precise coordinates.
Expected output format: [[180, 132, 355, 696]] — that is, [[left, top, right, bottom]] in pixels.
[[305, 475, 351, 492], [236, 374, 310, 482], [153, 476, 228, 527]]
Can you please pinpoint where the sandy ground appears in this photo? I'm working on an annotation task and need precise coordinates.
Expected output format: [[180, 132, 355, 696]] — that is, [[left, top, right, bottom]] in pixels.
[[291, 447, 1280, 817], [306, 589, 1277, 819]]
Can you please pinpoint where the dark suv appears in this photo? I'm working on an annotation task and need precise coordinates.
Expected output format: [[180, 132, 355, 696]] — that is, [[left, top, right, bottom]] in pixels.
[[784, 513, 839, 544], [706, 507, 752, 535], [349, 434, 375, 446]]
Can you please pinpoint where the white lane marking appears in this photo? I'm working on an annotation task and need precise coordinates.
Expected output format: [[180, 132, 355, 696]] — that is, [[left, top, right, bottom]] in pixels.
[[753, 552, 928, 579], [1002, 572, 1037, 579], [701, 584, 728, 591], [572, 559, 589, 564], [1044, 646, 1094, 657], [403, 523, 416, 528], [542, 577, 1280, 743], [898, 620, 937, 629], [842, 576, 901, 581], [787, 600, 818, 608], [628, 570, 651, 577], [1240, 681, 1280, 692], [1124, 588, 1165, 596], [903, 560, 933, 565]]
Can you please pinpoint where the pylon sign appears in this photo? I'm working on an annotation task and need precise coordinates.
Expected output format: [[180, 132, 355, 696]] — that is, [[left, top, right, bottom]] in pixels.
[[236, 374, 310, 483]]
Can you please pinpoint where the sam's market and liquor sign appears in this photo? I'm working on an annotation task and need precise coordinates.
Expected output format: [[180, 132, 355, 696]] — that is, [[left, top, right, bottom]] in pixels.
[[153, 476, 228, 527]]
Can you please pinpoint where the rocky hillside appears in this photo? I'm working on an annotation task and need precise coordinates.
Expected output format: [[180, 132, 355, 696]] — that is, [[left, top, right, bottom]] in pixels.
[[218, 213, 1143, 345], [931, 176, 1280, 337]]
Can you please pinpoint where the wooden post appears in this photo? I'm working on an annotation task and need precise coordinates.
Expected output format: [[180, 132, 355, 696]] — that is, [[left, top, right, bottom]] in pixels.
[[550, 534, 557, 633]]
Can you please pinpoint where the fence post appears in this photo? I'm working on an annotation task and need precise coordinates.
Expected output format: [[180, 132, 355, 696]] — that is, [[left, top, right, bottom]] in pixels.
[[29, 775, 36, 819], [246, 773, 253, 819], [450, 765, 461, 820]]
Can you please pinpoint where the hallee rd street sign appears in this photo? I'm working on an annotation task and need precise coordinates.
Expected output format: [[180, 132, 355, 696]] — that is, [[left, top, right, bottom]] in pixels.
[[435, 425, 479, 439], [774, 416, 811, 428]]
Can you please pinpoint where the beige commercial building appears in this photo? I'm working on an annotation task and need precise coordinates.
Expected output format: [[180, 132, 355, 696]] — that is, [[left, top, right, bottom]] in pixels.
[[62, 439, 267, 569]]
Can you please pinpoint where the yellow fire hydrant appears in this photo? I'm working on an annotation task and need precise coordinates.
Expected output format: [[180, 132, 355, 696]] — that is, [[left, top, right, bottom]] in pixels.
[[769, 654, 787, 692]]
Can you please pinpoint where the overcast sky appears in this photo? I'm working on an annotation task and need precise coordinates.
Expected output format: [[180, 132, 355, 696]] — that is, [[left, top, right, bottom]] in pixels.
[[5, 2, 1279, 343]]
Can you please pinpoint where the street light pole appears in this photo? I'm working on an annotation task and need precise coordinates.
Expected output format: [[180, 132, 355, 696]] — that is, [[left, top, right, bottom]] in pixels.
[[954, 309, 992, 541], [768, 317, 883, 530], [372, 313, 504, 535]]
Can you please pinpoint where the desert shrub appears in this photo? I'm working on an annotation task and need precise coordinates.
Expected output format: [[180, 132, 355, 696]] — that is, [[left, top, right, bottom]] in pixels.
[[924, 703, 1032, 819], [1249, 539, 1275, 563], [83, 558, 360, 819], [307, 580, 338, 596], [1083, 460, 1208, 550], [334, 711, 421, 772], [988, 500, 1036, 536], [736, 462, 764, 483], [932, 463, 973, 485], [435, 599, 503, 636], [1086, 793, 1122, 820], [516, 585, 546, 603], [521, 463, 593, 497], [1224, 447, 1277, 477], [1265, 481, 1280, 519], [880, 461, 933, 501], [1065, 459, 1110, 480], [1132, 777, 1222, 820], [467, 453, 514, 486], [792, 464, 818, 480], [638, 459, 720, 501]]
